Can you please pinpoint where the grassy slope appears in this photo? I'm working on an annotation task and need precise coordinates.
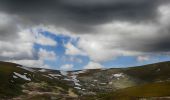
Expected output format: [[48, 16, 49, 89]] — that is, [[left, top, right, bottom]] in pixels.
[[0, 61, 29, 98], [1, 61, 170, 99], [0, 61, 71, 99], [97, 81, 170, 100], [123, 61, 170, 82], [81, 61, 170, 100]]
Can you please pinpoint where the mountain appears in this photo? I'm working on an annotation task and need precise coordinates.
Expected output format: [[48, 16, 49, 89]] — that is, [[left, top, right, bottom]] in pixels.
[[1, 61, 170, 100]]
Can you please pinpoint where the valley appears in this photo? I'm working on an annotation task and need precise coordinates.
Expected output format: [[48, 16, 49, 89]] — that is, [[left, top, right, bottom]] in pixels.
[[1, 61, 170, 100]]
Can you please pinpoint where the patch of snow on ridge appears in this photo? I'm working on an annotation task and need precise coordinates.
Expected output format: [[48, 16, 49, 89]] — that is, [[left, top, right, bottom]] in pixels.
[[48, 74, 61, 79], [17, 66, 35, 72], [113, 73, 124, 78], [71, 75, 81, 86], [100, 83, 107, 85], [60, 71, 68, 76], [74, 87, 81, 90], [43, 75, 53, 79], [75, 70, 87, 74], [49, 74, 61, 77], [69, 71, 82, 86], [13, 75, 18, 79], [94, 80, 98, 82], [63, 78, 71, 81], [82, 89, 86, 91], [39, 69, 46, 72], [13, 72, 31, 81]]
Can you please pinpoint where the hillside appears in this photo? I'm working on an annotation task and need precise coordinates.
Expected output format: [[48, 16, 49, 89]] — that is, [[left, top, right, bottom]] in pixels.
[[77, 61, 170, 99], [1, 61, 170, 99], [96, 81, 170, 100], [0, 61, 78, 100]]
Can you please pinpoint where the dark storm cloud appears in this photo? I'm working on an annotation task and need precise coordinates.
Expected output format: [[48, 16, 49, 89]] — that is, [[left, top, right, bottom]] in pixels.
[[121, 37, 170, 52], [0, 0, 170, 54], [0, 22, 19, 41], [140, 31, 170, 52], [0, 0, 167, 33], [119, 27, 170, 53]]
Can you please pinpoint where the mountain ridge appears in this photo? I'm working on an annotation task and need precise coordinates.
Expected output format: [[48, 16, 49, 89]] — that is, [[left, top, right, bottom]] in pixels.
[[1, 61, 170, 99]]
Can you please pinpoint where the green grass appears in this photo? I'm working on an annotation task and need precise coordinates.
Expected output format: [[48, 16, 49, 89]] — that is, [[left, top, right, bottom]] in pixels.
[[79, 61, 170, 100], [123, 61, 170, 82], [0, 61, 72, 99], [0, 61, 27, 98], [95, 81, 170, 100]]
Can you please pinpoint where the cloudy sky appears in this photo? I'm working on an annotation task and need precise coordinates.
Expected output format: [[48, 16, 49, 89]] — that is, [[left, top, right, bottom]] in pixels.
[[1, 0, 170, 70]]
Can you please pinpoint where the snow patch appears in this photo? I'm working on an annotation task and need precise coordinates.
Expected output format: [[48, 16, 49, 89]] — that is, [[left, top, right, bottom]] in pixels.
[[49, 74, 61, 77], [13, 72, 31, 81], [82, 89, 86, 91], [60, 71, 68, 76], [39, 69, 47, 72], [73, 70, 87, 74], [17, 66, 35, 72], [48, 74, 61, 79], [113, 73, 124, 78], [94, 80, 98, 82], [13, 75, 18, 79], [100, 83, 107, 85], [70, 72, 82, 86], [91, 84, 95, 86], [63, 78, 72, 81], [74, 87, 81, 90]]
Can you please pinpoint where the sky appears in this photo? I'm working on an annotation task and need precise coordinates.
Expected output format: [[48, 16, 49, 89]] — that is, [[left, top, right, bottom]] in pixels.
[[1, 0, 170, 70]]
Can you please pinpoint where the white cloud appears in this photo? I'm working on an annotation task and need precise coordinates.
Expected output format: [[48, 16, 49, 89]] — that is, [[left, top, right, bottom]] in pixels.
[[137, 56, 150, 62], [8, 59, 50, 68], [0, 13, 57, 68], [62, 56, 83, 63], [35, 33, 57, 46], [158, 4, 170, 26], [44, 21, 152, 63], [38, 48, 57, 61], [65, 42, 86, 56], [84, 61, 103, 69], [8, 48, 57, 68], [77, 37, 123, 62], [0, 29, 35, 60], [60, 64, 73, 71]]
